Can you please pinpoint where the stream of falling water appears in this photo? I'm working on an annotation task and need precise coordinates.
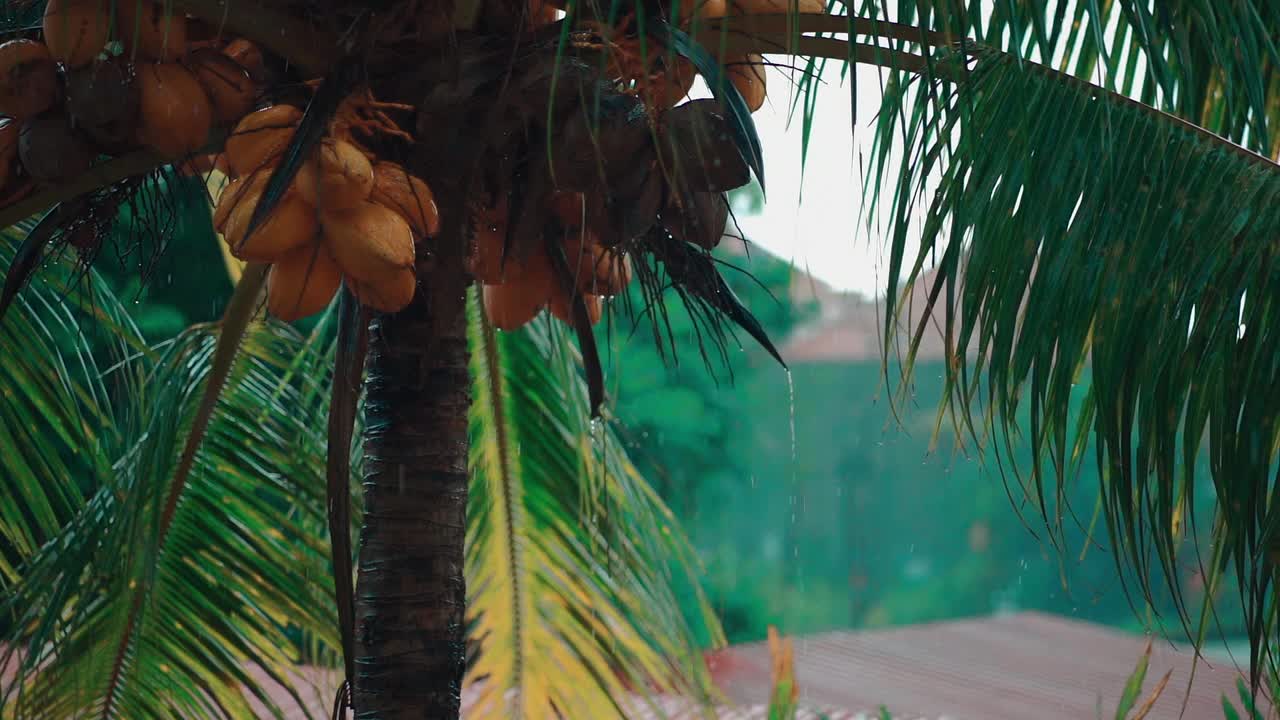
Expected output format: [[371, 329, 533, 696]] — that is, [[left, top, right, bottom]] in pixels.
[[786, 370, 801, 580]]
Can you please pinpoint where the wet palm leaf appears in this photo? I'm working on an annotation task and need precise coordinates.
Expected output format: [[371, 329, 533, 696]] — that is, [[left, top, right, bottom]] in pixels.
[[873, 46, 1280, 683]]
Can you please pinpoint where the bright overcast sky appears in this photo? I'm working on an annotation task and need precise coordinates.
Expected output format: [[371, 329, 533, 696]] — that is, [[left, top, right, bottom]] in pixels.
[[731, 59, 896, 299]]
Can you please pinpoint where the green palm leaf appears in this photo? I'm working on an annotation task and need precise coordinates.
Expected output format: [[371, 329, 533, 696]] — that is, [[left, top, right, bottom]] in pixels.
[[465, 292, 723, 718], [0, 223, 139, 583], [2, 294, 341, 718], [870, 43, 1280, 677], [1, 231, 721, 718]]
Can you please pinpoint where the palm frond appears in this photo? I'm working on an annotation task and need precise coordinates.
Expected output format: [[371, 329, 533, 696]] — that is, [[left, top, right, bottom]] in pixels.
[[465, 291, 723, 718], [2, 312, 341, 719], [0, 224, 139, 583], [847, 1, 1280, 152], [871, 45, 1280, 678]]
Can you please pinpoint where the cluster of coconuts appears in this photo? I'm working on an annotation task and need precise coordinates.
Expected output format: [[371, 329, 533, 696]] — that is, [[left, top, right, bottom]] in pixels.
[[214, 104, 439, 321], [0, 0, 263, 205], [468, 190, 633, 331], [606, 0, 826, 112]]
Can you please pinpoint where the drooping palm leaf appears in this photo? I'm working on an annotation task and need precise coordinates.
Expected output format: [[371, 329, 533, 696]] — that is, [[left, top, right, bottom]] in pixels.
[[1, 224, 723, 719], [0, 223, 138, 583], [869, 44, 1280, 680], [1, 307, 341, 719], [324, 286, 368, 707], [465, 292, 723, 718], [873, 0, 1280, 153]]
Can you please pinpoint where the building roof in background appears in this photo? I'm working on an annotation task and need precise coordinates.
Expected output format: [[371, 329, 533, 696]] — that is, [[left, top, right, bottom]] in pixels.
[[708, 611, 1265, 720], [780, 268, 952, 364]]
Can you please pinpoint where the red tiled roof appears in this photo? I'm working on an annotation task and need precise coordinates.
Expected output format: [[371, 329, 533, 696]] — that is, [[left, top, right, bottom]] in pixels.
[[709, 612, 1267, 720], [781, 269, 954, 364]]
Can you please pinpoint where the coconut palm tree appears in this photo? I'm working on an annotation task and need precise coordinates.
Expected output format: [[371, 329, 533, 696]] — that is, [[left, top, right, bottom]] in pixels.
[[0, 214, 721, 718], [1, 1, 1279, 719]]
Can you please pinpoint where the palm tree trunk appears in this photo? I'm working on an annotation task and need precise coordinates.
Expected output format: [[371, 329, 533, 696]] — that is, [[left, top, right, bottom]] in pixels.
[[354, 294, 470, 719]]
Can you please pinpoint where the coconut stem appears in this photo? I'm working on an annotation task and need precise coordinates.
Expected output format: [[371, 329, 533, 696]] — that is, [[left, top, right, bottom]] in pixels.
[[170, 0, 335, 76], [0, 147, 164, 230]]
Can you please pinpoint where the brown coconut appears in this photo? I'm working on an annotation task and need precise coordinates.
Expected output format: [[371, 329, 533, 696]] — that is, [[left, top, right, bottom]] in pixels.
[[369, 162, 440, 238], [134, 62, 212, 159], [19, 111, 95, 183], [0, 178, 34, 210], [267, 243, 342, 321], [221, 183, 316, 262], [643, 58, 696, 110], [0, 118, 17, 191], [117, 0, 188, 61], [65, 57, 139, 151], [221, 38, 265, 85], [225, 104, 301, 176], [730, 0, 825, 13], [321, 201, 416, 284], [563, 236, 632, 296], [466, 198, 513, 283], [549, 191, 584, 228], [295, 139, 373, 211], [43, 0, 110, 69], [350, 268, 416, 314], [189, 48, 255, 127], [0, 40, 59, 119]]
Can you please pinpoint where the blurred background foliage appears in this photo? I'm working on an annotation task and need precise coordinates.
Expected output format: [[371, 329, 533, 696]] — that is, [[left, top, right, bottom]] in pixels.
[[50, 179, 1245, 656]]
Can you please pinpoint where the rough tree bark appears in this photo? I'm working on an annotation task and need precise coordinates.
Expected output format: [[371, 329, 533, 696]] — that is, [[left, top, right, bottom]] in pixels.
[[352, 34, 495, 719], [354, 294, 470, 719]]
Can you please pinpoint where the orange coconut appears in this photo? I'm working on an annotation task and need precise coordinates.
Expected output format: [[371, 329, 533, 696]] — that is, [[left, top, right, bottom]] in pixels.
[[350, 268, 417, 313], [483, 266, 554, 331], [267, 244, 343, 321], [725, 54, 766, 112], [0, 40, 59, 119], [695, 0, 728, 17], [731, 0, 824, 13], [549, 288, 602, 325], [295, 139, 373, 211], [321, 201, 416, 284], [369, 162, 440, 238], [221, 183, 317, 262], [117, 0, 188, 61], [189, 48, 255, 127], [134, 62, 212, 159], [212, 172, 267, 233], [43, 0, 110, 69], [225, 104, 301, 176]]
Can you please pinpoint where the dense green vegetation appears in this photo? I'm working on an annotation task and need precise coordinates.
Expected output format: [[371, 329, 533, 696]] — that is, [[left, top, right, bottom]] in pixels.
[[607, 240, 1243, 649]]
